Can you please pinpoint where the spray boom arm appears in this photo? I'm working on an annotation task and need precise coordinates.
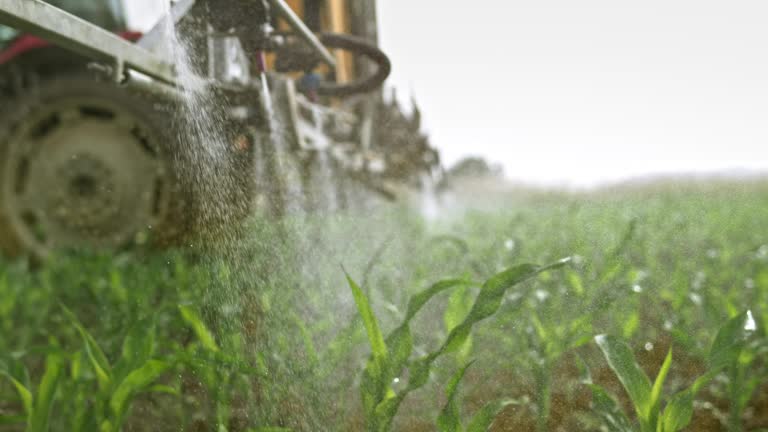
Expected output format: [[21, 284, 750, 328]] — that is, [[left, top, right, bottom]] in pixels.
[[0, 0, 176, 84]]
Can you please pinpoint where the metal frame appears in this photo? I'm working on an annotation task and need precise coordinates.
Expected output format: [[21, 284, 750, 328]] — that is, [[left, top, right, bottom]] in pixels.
[[268, 0, 336, 69], [0, 0, 176, 84]]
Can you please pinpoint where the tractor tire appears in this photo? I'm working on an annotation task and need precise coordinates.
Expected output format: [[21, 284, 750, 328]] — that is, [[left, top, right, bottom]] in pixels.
[[0, 72, 190, 258]]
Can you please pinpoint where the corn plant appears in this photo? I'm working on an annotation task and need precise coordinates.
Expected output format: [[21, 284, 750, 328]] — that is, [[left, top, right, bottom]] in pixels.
[[61, 305, 171, 431], [347, 258, 571, 431], [0, 352, 64, 432], [588, 310, 758, 432], [436, 361, 515, 432]]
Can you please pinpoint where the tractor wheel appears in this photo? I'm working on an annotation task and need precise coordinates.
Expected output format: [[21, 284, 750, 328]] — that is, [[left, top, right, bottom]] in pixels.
[[0, 73, 188, 258]]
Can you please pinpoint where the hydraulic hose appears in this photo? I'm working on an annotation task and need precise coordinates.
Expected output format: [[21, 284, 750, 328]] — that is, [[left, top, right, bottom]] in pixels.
[[315, 32, 391, 97], [275, 32, 391, 97]]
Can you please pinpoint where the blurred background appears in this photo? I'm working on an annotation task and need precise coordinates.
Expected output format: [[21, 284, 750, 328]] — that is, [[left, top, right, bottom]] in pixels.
[[378, 0, 768, 187]]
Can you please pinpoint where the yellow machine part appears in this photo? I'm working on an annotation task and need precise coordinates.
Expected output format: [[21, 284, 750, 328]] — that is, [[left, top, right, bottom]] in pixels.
[[277, 0, 355, 83]]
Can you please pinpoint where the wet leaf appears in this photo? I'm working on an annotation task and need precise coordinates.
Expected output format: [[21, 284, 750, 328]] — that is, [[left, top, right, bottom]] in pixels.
[[588, 384, 634, 432], [465, 399, 514, 432], [650, 348, 673, 418], [595, 335, 652, 422], [0, 372, 32, 418], [660, 390, 693, 432], [437, 361, 474, 432], [29, 352, 64, 432], [708, 311, 750, 370], [62, 305, 112, 390], [110, 360, 170, 422], [115, 318, 156, 379], [386, 279, 468, 373], [346, 273, 387, 361], [179, 305, 219, 352]]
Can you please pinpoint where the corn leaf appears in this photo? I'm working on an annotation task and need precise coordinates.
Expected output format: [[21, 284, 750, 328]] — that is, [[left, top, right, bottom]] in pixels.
[[465, 400, 514, 432], [660, 390, 693, 432], [588, 384, 634, 432], [29, 352, 64, 432], [386, 279, 469, 373], [120, 318, 156, 369], [708, 311, 749, 370], [62, 305, 112, 390], [346, 274, 387, 361], [110, 360, 170, 422], [0, 415, 26, 425], [594, 335, 652, 422], [437, 361, 474, 432], [179, 305, 219, 352], [0, 373, 32, 418], [649, 348, 673, 419]]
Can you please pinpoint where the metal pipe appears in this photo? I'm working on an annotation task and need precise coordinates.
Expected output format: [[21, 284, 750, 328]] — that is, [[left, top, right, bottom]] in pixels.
[[267, 0, 337, 69], [122, 70, 182, 101], [0, 0, 176, 84]]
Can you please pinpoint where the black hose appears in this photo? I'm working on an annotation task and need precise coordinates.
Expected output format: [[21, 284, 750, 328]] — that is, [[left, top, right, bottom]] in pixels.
[[315, 33, 391, 97], [274, 32, 391, 97]]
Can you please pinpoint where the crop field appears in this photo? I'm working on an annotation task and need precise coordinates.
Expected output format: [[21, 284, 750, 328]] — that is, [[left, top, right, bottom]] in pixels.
[[0, 178, 767, 432]]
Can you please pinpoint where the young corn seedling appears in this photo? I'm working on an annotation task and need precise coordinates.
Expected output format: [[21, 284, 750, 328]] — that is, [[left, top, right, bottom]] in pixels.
[[589, 310, 757, 432], [347, 257, 571, 432], [436, 361, 515, 432], [61, 305, 171, 431], [706, 310, 763, 432], [0, 352, 64, 432]]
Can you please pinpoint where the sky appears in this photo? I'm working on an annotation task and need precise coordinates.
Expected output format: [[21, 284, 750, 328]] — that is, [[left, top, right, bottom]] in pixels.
[[378, 0, 768, 186]]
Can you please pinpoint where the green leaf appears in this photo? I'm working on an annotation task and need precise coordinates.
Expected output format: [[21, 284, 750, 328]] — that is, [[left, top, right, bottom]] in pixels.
[[407, 279, 470, 323], [444, 261, 565, 354], [385, 325, 413, 377], [29, 352, 64, 432], [120, 319, 156, 369], [708, 311, 749, 370], [594, 335, 652, 422], [0, 373, 33, 418], [588, 384, 634, 432], [445, 285, 475, 360], [386, 279, 468, 373], [690, 368, 719, 395], [465, 399, 514, 432], [0, 414, 26, 425], [346, 274, 387, 361], [437, 361, 474, 432], [62, 305, 112, 390], [373, 394, 405, 432], [650, 348, 673, 419], [179, 305, 219, 352], [110, 360, 170, 423], [660, 390, 693, 432]]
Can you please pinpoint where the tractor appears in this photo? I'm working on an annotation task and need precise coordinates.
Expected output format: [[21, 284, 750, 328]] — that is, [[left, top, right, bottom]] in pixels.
[[0, 0, 438, 258]]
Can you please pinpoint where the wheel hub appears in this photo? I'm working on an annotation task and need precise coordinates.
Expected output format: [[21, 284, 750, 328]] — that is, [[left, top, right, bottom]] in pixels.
[[2, 97, 170, 255], [51, 153, 119, 230]]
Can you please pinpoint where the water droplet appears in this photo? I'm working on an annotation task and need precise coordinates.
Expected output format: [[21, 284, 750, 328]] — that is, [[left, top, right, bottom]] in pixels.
[[504, 239, 516, 251], [692, 271, 706, 290], [534, 289, 550, 302], [393, 377, 400, 384], [745, 310, 757, 332], [632, 284, 643, 293], [688, 293, 702, 306], [644, 342, 654, 351]]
